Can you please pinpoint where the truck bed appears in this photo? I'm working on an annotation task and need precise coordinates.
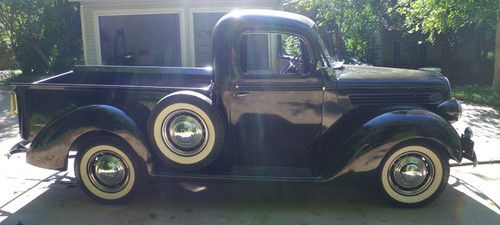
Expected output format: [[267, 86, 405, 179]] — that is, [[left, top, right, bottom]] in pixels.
[[32, 65, 212, 88], [13, 65, 213, 141]]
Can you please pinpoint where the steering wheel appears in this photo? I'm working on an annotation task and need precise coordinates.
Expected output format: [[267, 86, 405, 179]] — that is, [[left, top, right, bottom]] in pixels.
[[280, 55, 304, 76]]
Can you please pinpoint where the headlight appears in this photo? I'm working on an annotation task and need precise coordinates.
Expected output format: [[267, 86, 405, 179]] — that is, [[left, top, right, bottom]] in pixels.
[[437, 99, 461, 122]]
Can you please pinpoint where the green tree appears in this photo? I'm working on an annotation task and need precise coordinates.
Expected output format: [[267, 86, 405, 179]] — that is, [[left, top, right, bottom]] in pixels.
[[0, 22, 18, 69], [396, 0, 497, 42], [395, 0, 498, 85], [0, 0, 83, 75], [285, 0, 385, 64]]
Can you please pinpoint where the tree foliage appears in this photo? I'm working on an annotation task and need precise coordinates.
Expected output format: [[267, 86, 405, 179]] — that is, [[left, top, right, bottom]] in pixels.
[[0, 22, 18, 69], [394, 0, 497, 83], [0, 0, 83, 75], [395, 0, 498, 42], [286, 0, 497, 85], [285, 0, 385, 63], [286, 0, 497, 62]]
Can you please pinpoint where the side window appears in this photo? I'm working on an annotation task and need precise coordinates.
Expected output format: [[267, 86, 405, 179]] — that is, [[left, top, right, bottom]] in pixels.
[[239, 33, 311, 77]]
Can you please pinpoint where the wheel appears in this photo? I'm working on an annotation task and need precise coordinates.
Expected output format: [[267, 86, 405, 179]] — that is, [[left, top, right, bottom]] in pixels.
[[147, 96, 225, 170], [378, 144, 450, 207], [74, 136, 146, 204]]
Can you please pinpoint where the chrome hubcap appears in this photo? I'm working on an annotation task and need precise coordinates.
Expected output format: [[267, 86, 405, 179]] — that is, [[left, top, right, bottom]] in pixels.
[[162, 110, 208, 156], [88, 151, 129, 193], [388, 152, 435, 196]]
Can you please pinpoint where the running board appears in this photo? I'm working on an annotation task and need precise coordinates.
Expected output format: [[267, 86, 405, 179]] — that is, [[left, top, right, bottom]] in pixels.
[[154, 166, 322, 182]]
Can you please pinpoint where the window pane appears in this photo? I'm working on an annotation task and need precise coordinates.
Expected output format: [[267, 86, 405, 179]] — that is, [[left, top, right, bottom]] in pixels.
[[193, 13, 226, 67], [240, 33, 270, 74], [281, 35, 301, 56], [240, 33, 306, 76], [98, 14, 181, 66]]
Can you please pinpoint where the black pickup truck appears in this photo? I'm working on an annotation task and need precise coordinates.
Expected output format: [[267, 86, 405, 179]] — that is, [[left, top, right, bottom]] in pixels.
[[10, 10, 476, 206]]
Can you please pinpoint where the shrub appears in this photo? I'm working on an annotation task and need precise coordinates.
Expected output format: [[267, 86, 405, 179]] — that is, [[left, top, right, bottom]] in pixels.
[[452, 85, 500, 109]]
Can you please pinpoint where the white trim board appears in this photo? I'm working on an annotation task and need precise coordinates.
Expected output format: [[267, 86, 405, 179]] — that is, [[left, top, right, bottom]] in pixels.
[[81, 4, 89, 64]]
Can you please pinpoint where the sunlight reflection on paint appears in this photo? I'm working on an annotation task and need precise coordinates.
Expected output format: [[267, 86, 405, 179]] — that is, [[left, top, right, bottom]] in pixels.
[[178, 182, 208, 193]]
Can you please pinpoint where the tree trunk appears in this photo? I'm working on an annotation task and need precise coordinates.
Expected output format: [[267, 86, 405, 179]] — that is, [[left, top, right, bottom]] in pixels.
[[494, 21, 500, 93], [21, 37, 50, 66], [334, 31, 347, 59], [439, 37, 454, 81]]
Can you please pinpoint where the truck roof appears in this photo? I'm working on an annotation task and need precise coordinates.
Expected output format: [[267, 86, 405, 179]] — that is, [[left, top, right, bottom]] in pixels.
[[211, 9, 318, 86], [220, 9, 315, 28]]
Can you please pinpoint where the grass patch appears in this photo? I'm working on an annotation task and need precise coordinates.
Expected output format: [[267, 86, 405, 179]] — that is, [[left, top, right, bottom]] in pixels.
[[0, 70, 44, 85], [452, 85, 500, 109]]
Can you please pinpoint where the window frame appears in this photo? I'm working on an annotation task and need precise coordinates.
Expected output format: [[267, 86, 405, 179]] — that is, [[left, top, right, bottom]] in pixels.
[[236, 31, 317, 80]]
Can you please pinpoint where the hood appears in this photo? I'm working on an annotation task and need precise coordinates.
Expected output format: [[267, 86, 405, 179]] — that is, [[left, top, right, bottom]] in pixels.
[[335, 65, 452, 107], [337, 65, 449, 89]]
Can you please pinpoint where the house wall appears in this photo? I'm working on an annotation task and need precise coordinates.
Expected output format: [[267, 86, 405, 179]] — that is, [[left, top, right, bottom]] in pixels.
[[78, 0, 281, 66]]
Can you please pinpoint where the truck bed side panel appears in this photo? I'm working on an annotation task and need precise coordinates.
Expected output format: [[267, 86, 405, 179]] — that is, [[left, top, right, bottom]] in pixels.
[[14, 66, 213, 141]]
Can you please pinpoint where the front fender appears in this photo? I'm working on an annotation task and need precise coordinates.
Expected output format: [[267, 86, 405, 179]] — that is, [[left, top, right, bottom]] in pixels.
[[27, 105, 153, 173], [320, 109, 462, 180]]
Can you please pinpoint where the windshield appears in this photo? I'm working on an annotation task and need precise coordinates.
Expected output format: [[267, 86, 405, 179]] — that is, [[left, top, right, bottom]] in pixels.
[[312, 26, 345, 71]]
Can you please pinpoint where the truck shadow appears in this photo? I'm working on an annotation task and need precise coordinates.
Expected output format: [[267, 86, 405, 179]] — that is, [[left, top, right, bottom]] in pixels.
[[1, 172, 499, 225]]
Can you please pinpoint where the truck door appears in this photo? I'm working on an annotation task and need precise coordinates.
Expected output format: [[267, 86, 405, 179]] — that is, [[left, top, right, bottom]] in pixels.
[[229, 32, 324, 167]]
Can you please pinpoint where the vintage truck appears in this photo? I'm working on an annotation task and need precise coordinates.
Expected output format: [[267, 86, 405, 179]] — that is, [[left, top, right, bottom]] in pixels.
[[10, 10, 476, 207]]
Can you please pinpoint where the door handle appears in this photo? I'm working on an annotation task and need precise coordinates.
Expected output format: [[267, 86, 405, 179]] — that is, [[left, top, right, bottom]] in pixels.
[[233, 91, 249, 97]]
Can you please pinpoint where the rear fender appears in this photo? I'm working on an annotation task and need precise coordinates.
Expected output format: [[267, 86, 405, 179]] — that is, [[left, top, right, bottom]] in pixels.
[[27, 105, 153, 173], [160, 90, 212, 105], [319, 109, 462, 180]]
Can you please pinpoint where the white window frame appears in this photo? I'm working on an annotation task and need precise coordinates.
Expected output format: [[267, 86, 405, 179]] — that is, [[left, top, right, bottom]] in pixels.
[[93, 8, 187, 66], [81, 4, 88, 64]]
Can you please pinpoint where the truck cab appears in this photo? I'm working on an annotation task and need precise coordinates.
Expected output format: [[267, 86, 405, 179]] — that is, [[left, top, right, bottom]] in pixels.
[[213, 10, 332, 168]]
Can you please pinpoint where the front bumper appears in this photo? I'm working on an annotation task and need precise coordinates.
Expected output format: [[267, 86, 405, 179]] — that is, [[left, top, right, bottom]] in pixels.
[[460, 127, 477, 167]]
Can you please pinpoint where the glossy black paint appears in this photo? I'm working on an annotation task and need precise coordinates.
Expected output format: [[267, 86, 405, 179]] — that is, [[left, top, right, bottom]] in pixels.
[[14, 66, 213, 141], [212, 10, 323, 88], [26, 105, 154, 173], [437, 99, 462, 122], [228, 77, 324, 167], [318, 109, 462, 180], [12, 10, 467, 182], [337, 65, 450, 90]]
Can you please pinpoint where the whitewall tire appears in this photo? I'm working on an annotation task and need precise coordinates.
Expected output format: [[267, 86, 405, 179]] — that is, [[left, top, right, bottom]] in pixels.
[[147, 96, 225, 170], [379, 144, 449, 207], [75, 136, 145, 203]]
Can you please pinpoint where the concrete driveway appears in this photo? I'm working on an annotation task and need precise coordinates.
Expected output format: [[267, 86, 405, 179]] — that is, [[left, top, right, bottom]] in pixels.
[[1, 85, 499, 225]]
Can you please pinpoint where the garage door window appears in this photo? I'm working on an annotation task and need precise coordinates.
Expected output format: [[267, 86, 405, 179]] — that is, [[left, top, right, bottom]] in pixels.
[[98, 13, 181, 66], [193, 12, 226, 67]]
